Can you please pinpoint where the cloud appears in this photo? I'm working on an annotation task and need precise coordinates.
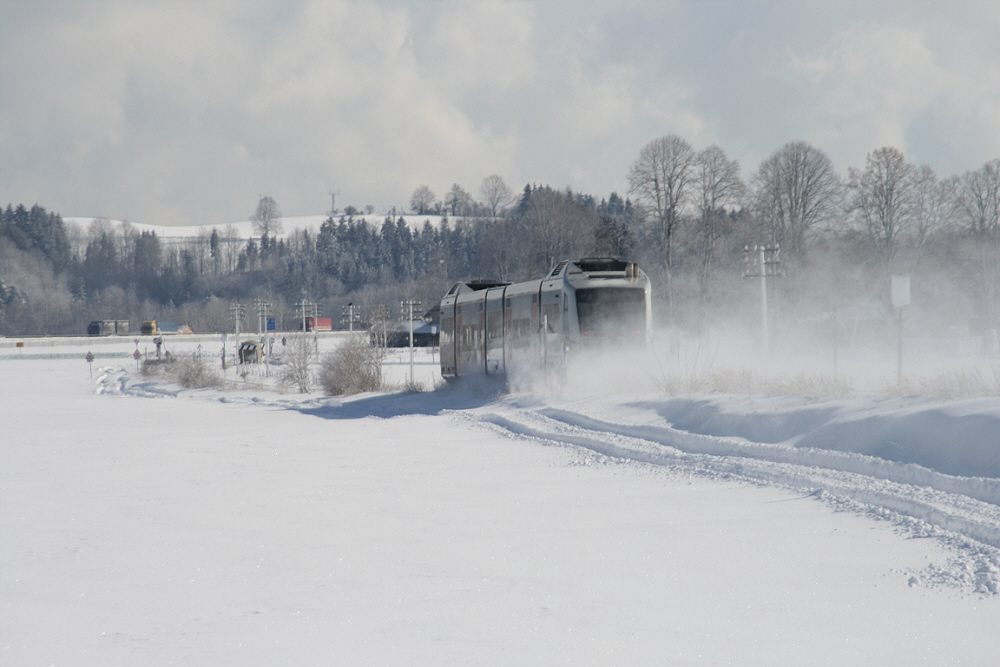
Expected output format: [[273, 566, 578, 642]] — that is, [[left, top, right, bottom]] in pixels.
[[785, 23, 947, 162], [779, 14, 1000, 174], [1, 0, 997, 226]]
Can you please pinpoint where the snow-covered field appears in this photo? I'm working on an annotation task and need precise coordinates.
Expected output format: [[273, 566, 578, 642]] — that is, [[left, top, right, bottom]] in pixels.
[[3, 334, 1000, 665]]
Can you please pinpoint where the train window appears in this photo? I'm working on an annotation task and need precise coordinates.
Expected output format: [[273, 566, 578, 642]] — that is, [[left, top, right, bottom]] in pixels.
[[576, 287, 646, 338], [486, 310, 503, 340]]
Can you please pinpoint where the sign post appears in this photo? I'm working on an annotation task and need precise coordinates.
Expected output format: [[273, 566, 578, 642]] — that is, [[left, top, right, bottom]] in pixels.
[[891, 275, 910, 383], [85, 351, 94, 377]]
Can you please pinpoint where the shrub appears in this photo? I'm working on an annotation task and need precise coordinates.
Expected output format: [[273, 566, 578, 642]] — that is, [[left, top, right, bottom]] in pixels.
[[172, 353, 223, 389], [318, 335, 382, 395], [278, 334, 314, 393], [140, 357, 173, 377]]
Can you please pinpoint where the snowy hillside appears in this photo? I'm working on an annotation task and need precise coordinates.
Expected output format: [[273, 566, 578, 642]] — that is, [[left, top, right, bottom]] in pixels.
[[2, 336, 999, 664], [62, 213, 446, 241]]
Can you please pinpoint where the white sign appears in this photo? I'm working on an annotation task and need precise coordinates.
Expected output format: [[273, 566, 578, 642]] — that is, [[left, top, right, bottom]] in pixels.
[[891, 274, 910, 308]]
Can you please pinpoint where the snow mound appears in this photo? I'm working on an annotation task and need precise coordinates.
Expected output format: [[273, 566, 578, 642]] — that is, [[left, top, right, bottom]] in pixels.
[[631, 395, 1000, 478]]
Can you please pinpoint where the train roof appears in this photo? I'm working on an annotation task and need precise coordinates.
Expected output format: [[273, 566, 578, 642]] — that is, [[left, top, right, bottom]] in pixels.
[[443, 279, 510, 297], [549, 257, 642, 279]]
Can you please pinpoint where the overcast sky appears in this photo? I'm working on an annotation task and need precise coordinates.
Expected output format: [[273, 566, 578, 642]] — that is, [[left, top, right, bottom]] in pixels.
[[2, 0, 998, 227]]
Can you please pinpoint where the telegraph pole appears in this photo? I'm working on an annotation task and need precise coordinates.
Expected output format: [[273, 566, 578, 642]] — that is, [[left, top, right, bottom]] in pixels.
[[254, 298, 272, 335], [341, 302, 359, 332], [401, 299, 421, 387], [744, 245, 781, 354], [296, 295, 318, 332], [230, 303, 246, 338], [891, 274, 910, 383]]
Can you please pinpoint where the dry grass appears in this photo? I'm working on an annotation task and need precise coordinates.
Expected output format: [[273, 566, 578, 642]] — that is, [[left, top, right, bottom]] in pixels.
[[653, 364, 1000, 401], [877, 366, 1000, 399]]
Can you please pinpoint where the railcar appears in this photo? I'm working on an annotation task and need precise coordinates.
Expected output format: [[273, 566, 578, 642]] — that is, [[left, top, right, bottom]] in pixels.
[[439, 258, 651, 381]]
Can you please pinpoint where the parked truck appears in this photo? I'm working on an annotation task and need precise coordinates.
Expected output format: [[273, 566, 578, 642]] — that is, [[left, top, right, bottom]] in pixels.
[[87, 319, 129, 336], [301, 317, 332, 332], [140, 320, 192, 335]]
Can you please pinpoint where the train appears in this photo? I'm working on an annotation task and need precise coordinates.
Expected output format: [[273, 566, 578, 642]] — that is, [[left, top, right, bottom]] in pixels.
[[439, 257, 652, 382]]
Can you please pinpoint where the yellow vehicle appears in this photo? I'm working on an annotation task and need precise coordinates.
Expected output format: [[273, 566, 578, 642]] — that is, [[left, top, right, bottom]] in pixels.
[[140, 320, 188, 335]]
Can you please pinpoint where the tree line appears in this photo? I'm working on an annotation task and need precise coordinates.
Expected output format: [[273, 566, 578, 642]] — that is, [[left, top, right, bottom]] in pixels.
[[2, 138, 998, 345]]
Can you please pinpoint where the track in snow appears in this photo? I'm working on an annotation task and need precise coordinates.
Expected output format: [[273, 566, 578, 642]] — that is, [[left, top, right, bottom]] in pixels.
[[93, 365, 1000, 595], [466, 400, 1000, 594]]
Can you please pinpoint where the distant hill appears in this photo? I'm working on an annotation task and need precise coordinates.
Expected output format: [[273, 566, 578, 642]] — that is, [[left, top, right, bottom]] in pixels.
[[62, 214, 447, 240]]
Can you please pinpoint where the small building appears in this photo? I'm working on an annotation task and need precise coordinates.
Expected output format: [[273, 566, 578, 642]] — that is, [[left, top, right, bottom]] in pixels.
[[238, 340, 262, 364]]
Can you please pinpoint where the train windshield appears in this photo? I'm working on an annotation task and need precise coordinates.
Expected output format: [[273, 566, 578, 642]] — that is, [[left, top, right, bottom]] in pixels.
[[575, 287, 647, 340]]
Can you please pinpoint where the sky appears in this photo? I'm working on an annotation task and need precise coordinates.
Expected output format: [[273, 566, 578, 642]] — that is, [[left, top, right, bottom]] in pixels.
[[2, 0, 999, 227]]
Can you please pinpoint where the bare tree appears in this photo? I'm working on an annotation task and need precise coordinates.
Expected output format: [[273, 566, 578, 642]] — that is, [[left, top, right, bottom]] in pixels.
[[117, 220, 138, 271], [87, 216, 114, 243], [955, 158, 1000, 327], [689, 145, 746, 318], [628, 135, 696, 276], [956, 158, 1000, 242], [693, 145, 746, 267], [848, 146, 915, 275], [479, 174, 515, 219], [444, 183, 474, 217], [907, 165, 956, 270], [278, 334, 313, 393], [750, 141, 842, 261], [410, 185, 437, 215], [221, 223, 240, 273], [478, 216, 527, 282], [250, 195, 283, 241], [523, 186, 598, 270]]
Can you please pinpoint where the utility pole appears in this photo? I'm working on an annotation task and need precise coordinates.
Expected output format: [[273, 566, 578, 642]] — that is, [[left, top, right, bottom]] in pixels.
[[254, 298, 273, 335], [341, 302, 359, 332], [891, 274, 910, 384], [296, 295, 317, 332], [230, 303, 246, 338], [296, 295, 320, 355], [254, 299, 272, 376], [401, 299, 421, 387], [744, 245, 781, 354]]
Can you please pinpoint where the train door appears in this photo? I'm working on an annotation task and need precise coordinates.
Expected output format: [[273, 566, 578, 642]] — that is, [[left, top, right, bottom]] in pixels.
[[539, 279, 566, 381], [457, 293, 485, 375], [502, 281, 540, 378], [439, 284, 460, 378], [485, 287, 506, 375]]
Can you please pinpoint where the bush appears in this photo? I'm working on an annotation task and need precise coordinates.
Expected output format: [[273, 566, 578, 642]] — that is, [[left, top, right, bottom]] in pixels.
[[278, 334, 314, 393], [318, 336, 383, 395], [172, 353, 223, 389], [140, 356, 173, 377]]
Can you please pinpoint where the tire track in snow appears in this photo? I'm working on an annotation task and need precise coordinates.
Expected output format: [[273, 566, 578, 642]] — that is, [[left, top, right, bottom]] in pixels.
[[539, 407, 1000, 507], [469, 404, 1000, 589]]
